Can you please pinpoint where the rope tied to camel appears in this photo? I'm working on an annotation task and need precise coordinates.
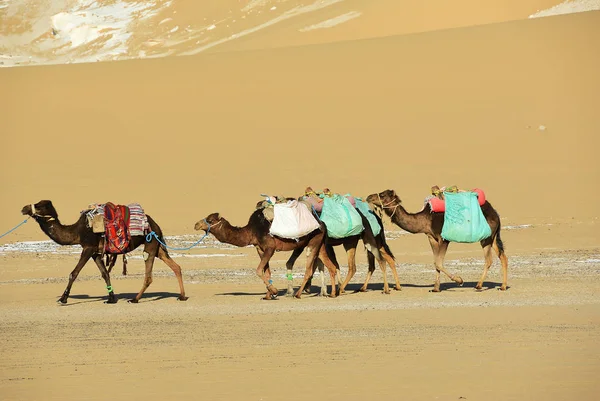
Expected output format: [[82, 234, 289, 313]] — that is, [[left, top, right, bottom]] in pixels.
[[0, 217, 30, 241], [145, 218, 216, 251], [378, 193, 400, 219]]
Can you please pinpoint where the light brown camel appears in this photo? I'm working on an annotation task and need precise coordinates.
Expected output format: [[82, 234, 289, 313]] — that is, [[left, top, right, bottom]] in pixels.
[[21, 200, 188, 304], [366, 189, 508, 292], [194, 209, 340, 299]]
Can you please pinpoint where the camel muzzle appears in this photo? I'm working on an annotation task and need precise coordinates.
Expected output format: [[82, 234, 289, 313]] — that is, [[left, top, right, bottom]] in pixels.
[[21, 204, 33, 216]]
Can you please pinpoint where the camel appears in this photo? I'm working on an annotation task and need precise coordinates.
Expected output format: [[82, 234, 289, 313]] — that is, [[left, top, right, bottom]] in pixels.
[[21, 200, 188, 304], [256, 191, 401, 295], [366, 189, 508, 292], [284, 209, 401, 295], [194, 210, 340, 299]]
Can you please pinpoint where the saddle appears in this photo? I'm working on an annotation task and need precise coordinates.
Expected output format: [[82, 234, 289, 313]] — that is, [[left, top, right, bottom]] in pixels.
[[427, 186, 486, 213], [103, 202, 131, 254]]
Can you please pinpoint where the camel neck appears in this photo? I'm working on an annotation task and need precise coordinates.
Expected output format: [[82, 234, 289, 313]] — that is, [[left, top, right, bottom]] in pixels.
[[387, 202, 429, 234], [36, 215, 82, 246], [209, 220, 255, 248]]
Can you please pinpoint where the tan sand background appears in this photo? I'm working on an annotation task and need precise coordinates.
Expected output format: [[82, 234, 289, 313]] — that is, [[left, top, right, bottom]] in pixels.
[[1, 1, 599, 400]]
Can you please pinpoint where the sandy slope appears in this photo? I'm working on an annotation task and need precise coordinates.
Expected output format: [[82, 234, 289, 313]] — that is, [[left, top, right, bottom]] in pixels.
[[1, 11, 598, 239], [0, 0, 571, 66]]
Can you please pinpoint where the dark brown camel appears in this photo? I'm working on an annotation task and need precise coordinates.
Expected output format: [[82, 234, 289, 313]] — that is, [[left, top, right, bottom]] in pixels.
[[285, 209, 401, 295], [366, 189, 508, 292], [194, 210, 340, 299], [21, 200, 188, 304]]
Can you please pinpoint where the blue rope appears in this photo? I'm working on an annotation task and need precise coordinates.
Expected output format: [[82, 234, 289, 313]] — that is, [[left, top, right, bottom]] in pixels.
[[0, 218, 30, 241], [145, 219, 211, 251]]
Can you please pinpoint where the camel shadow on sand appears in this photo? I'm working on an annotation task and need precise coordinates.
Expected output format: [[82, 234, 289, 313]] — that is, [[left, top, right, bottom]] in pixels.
[[216, 280, 509, 298], [63, 291, 183, 305], [398, 281, 509, 292]]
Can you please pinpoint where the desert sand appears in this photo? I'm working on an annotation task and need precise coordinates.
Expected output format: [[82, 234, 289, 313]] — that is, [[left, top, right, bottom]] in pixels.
[[1, 1, 599, 400]]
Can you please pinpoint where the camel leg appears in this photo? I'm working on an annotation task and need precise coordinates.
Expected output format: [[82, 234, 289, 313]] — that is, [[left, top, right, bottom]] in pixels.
[[285, 248, 303, 297], [255, 247, 273, 282], [58, 248, 94, 304], [106, 254, 117, 274], [157, 247, 188, 301], [316, 258, 327, 297], [493, 236, 509, 291], [129, 239, 162, 303], [326, 246, 340, 295], [92, 254, 118, 304], [359, 251, 376, 292], [256, 248, 277, 299], [381, 247, 401, 291], [376, 253, 390, 294], [428, 238, 463, 292], [295, 245, 321, 298], [339, 243, 358, 294], [475, 243, 494, 291], [428, 237, 442, 292], [318, 245, 339, 298]]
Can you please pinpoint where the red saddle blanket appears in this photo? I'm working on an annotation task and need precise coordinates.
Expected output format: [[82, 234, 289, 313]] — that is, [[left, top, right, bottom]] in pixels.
[[428, 188, 486, 213], [104, 202, 130, 254]]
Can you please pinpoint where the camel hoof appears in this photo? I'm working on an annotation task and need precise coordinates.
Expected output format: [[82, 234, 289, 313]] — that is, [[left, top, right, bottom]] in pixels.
[[57, 298, 67, 304], [394, 286, 402, 291], [294, 294, 302, 299], [499, 286, 507, 291], [475, 284, 483, 291], [177, 296, 189, 301], [267, 284, 278, 296], [128, 299, 139, 304], [382, 290, 391, 295], [430, 286, 441, 293], [455, 276, 464, 285], [303, 287, 311, 294], [285, 291, 294, 298]]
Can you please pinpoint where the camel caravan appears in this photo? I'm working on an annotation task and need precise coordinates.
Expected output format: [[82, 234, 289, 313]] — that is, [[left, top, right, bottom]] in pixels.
[[20, 185, 508, 303]]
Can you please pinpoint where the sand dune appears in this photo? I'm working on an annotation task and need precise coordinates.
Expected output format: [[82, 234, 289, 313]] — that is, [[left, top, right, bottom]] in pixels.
[[1, 10, 598, 240], [0, 0, 579, 66]]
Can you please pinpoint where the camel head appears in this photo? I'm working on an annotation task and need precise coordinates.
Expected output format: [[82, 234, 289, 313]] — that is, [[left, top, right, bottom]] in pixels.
[[366, 190, 400, 208], [21, 200, 58, 220], [194, 213, 221, 232]]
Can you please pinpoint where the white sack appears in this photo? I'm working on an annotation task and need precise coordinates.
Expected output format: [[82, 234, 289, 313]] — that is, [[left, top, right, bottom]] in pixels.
[[269, 200, 320, 239]]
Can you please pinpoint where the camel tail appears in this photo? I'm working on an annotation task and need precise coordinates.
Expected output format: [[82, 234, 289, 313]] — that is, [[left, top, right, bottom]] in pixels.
[[495, 228, 505, 255], [382, 240, 395, 260]]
